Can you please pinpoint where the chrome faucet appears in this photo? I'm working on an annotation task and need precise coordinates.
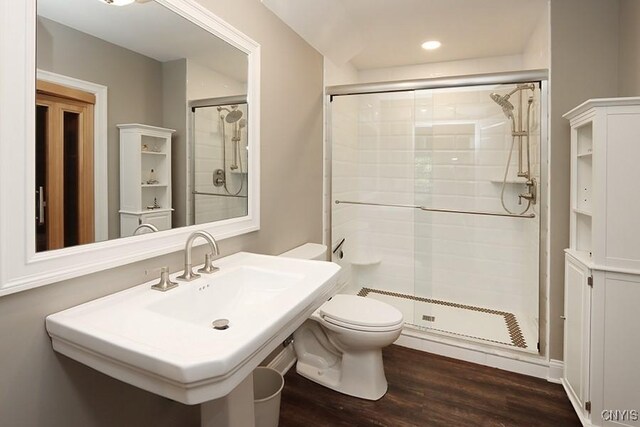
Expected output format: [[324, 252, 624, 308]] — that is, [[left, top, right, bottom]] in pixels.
[[133, 223, 159, 235], [177, 230, 220, 282]]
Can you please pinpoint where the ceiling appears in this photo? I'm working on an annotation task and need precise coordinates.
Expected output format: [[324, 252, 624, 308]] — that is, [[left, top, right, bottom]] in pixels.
[[37, 0, 247, 81], [262, 0, 549, 70]]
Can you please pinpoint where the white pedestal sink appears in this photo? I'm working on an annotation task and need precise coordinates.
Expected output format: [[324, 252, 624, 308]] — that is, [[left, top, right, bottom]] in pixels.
[[46, 252, 341, 426]]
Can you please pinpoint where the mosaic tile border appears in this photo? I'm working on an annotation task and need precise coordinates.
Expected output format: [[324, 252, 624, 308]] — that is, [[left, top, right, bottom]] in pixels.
[[357, 287, 528, 349]]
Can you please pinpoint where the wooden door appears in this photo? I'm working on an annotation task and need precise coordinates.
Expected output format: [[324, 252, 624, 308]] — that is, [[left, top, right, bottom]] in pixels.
[[36, 80, 95, 251]]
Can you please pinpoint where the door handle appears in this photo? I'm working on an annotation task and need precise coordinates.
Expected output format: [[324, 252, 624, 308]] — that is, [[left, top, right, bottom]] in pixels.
[[37, 186, 45, 225]]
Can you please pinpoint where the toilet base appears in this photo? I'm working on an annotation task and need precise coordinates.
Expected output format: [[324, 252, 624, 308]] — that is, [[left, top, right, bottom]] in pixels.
[[295, 349, 389, 401]]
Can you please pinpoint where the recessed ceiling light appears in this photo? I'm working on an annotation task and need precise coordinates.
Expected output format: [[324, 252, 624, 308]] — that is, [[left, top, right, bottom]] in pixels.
[[99, 0, 136, 6], [421, 40, 442, 50]]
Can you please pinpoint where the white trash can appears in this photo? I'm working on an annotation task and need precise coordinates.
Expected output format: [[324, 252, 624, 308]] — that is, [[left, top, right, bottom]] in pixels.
[[253, 367, 284, 427]]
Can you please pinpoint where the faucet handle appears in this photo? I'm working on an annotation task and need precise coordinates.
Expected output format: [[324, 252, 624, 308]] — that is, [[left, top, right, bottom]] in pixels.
[[151, 267, 179, 292], [198, 253, 220, 274]]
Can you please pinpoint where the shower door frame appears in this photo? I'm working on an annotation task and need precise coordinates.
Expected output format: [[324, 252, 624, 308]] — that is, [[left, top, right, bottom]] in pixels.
[[325, 69, 550, 361], [187, 95, 247, 226]]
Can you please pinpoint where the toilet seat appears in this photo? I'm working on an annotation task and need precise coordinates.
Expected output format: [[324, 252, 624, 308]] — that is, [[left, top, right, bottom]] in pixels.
[[322, 315, 403, 332], [319, 295, 403, 331]]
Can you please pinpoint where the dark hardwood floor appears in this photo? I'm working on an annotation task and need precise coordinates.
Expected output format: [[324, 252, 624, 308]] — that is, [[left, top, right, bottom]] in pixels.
[[279, 345, 580, 427]]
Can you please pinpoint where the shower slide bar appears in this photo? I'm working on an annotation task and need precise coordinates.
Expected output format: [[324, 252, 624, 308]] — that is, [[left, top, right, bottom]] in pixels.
[[193, 191, 247, 199], [334, 200, 535, 219]]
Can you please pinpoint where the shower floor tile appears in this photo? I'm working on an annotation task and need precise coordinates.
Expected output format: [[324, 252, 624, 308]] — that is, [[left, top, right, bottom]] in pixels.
[[357, 287, 537, 353]]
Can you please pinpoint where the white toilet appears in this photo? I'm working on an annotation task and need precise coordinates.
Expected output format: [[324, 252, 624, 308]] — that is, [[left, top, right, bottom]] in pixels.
[[280, 243, 404, 401]]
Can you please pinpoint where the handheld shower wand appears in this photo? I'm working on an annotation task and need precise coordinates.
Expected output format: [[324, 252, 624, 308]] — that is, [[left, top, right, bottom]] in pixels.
[[490, 84, 537, 215], [215, 105, 245, 195]]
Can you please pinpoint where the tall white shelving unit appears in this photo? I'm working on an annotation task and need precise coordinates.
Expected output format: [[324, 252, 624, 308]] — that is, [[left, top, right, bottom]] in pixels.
[[118, 124, 175, 237], [563, 98, 640, 427]]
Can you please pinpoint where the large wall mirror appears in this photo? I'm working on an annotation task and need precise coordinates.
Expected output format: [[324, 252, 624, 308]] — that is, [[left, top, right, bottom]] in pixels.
[[0, 0, 260, 295], [37, 0, 250, 251]]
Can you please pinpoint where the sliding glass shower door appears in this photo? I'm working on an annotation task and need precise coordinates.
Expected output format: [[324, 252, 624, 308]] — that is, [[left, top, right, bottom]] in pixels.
[[331, 90, 425, 321], [412, 85, 539, 351], [330, 79, 541, 353], [191, 103, 248, 225]]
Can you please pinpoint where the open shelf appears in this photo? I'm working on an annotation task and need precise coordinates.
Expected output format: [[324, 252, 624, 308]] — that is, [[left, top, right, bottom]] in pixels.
[[576, 122, 593, 157], [576, 155, 592, 213], [573, 208, 592, 217], [349, 255, 382, 266], [575, 209, 592, 254], [565, 248, 593, 267], [118, 124, 174, 237]]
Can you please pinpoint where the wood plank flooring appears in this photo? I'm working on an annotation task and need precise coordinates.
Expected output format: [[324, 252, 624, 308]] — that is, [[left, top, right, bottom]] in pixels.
[[279, 345, 580, 427]]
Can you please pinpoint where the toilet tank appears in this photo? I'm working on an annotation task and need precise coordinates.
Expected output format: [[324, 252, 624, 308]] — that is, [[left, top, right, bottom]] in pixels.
[[279, 243, 327, 261]]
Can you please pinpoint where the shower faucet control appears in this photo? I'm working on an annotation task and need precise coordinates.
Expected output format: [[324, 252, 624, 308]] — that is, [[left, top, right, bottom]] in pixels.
[[519, 178, 537, 205], [213, 169, 225, 187]]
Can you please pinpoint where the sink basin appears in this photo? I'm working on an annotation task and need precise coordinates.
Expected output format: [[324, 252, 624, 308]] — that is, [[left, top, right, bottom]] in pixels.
[[46, 252, 341, 404], [148, 266, 304, 326]]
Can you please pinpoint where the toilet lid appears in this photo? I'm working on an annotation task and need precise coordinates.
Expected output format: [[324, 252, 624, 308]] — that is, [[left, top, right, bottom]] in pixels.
[[320, 295, 403, 329]]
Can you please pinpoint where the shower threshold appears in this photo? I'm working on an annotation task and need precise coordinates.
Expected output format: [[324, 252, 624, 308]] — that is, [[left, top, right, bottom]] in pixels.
[[357, 287, 538, 353]]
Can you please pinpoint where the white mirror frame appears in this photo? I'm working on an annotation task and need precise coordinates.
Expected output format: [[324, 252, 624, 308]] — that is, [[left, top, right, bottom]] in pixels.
[[0, 0, 261, 297]]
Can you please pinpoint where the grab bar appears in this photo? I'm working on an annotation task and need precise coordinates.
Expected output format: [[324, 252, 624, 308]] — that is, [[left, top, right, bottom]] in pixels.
[[334, 200, 535, 219], [192, 191, 247, 199], [332, 238, 345, 254]]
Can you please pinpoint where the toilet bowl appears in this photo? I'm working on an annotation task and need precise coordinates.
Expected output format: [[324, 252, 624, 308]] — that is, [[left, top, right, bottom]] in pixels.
[[280, 243, 404, 401]]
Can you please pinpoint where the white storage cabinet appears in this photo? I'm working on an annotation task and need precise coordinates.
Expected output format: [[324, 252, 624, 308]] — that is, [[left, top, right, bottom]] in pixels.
[[563, 98, 640, 427]]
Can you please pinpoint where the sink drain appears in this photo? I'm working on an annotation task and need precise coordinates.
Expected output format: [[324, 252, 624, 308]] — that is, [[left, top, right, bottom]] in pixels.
[[212, 319, 230, 330]]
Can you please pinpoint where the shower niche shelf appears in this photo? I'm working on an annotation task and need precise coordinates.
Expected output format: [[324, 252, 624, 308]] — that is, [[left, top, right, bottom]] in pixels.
[[349, 255, 382, 267]]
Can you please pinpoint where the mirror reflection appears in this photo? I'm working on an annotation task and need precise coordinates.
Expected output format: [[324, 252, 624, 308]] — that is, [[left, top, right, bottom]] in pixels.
[[35, 0, 249, 252]]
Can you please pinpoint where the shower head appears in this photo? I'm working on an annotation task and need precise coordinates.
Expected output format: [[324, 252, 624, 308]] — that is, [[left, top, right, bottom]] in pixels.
[[490, 92, 515, 119], [225, 107, 243, 123], [238, 118, 246, 129]]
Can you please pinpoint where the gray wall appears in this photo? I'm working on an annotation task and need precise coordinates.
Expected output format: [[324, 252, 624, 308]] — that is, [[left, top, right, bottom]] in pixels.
[[37, 17, 165, 240], [547, 0, 619, 361], [619, 0, 640, 95], [3, 2, 323, 427], [161, 59, 189, 228]]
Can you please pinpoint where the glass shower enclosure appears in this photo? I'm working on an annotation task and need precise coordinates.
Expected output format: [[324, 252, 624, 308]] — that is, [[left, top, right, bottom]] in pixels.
[[190, 100, 248, 225], [329, 75, 544, 353]]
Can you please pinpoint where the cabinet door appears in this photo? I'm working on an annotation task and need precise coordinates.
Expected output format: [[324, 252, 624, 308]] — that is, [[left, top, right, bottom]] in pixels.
[[600, 273, 640, 427], [563, 254, 592, 417], [141, 212, 171, 231]]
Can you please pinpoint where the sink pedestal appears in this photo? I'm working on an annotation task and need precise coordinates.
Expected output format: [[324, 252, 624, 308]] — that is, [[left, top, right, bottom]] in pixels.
[[201, 373, 255, 427]]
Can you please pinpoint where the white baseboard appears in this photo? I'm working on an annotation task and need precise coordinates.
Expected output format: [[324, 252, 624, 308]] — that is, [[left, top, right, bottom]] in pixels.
[[266, 345, 297, 375], [547, 359, 564, 384], [267, 330, 563, 385], [561, 379, 592, 427], [396, 329, 557, 380]]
